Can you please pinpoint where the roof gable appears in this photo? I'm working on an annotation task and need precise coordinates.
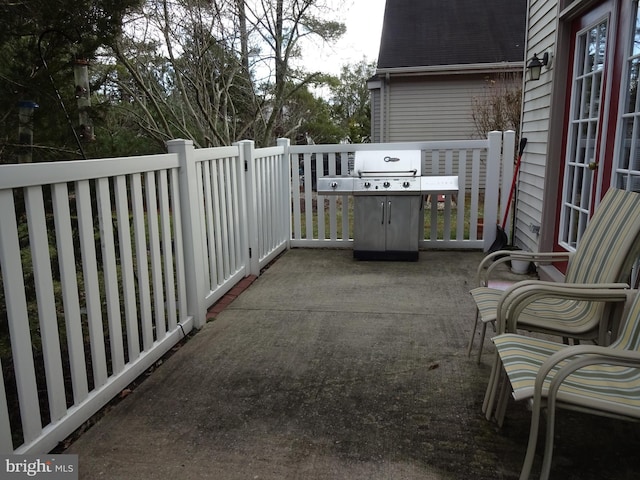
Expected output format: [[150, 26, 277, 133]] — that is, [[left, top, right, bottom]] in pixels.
[[377, 0, 527, 69]]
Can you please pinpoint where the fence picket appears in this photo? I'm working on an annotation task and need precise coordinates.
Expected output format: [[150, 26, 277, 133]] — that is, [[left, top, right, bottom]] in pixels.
[[97, 177, 125, 375], [158, 171, 177, 332], [24, 186, 67, 422], [202, 161, 216, 289], [76, 180, 109, 388], [145, 171, 166, 339], [456, 151, 468, 241], [230, 156, 243, 271], [114, 175, 141, 362], [0, 190, 42, 443], [169, 168, 187, 324], [470, 149, 481, 241], [131, 173, 154, 351], [51, 183, 89, 403], [211, 161, 225, 283], [0, 360, 11, 451], [219, 160, 231, 279]]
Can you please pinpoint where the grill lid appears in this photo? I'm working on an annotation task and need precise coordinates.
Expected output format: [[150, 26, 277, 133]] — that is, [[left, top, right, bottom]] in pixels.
[[354, 150, 421, 178], [317, 149, 458, 196]]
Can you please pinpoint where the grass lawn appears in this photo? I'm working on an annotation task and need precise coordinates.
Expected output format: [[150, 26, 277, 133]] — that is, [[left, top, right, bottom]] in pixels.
[[298, 193, 483, 240]]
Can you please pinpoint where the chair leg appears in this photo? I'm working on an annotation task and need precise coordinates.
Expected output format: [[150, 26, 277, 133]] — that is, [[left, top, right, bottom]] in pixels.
[[483, 352, 503, 420], [540, 395, 559, 480], [495, 380, 510, 427], [482, 354, 498, 415], [519, 394, 544, 480], [476, 322, 488, 364], [467, 310, 480, 357]]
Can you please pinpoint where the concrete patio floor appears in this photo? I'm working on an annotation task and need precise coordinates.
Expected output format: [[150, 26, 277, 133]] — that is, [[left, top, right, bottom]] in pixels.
[[65, 249, 640, 479]]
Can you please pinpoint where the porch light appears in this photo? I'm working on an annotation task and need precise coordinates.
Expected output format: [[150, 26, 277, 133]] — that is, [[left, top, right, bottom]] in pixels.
[[527, 52, 550, 81]]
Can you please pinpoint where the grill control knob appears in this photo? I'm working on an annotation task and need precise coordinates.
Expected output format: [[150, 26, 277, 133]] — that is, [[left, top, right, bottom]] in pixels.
[[364, 181, 371, 188], [330, 181, 338, 188], [383, 181, 391, 188], [403, 181, 410, 188]]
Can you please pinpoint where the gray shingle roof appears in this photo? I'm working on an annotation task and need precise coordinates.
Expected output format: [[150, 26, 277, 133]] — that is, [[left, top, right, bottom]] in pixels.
[[377, 0, 527, 69]]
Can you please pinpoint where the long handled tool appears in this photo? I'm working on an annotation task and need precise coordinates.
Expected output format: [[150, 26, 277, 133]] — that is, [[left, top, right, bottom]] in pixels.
[[489, 137, 528, 252]]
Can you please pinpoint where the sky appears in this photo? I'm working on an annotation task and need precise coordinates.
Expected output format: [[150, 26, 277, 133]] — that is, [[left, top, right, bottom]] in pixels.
[[299, 0, 387, 75]]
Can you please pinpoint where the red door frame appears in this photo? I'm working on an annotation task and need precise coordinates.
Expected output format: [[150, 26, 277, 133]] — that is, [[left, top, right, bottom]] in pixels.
[[552, 0, 622, 271]]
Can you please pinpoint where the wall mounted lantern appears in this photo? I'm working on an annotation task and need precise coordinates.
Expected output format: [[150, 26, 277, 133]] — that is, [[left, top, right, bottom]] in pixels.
[[527, 52, 550, 81]]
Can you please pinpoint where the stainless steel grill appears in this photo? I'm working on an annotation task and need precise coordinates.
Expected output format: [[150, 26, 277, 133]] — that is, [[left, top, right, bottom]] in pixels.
[[317, 150, 458, 260]]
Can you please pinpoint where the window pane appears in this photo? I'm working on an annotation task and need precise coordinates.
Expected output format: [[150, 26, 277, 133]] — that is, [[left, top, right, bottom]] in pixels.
[[634, 8, 640, 56], [626, 58, 639, 113], [620, 118, 633, 169], [587, 28, 597, 72], [616, 2, 640, 192]]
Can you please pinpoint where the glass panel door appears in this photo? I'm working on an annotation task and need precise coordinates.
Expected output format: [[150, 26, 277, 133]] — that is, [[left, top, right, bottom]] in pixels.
[[559, 17, 609, 250]]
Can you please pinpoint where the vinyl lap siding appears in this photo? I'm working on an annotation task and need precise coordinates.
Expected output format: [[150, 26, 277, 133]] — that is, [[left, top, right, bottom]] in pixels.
[[386, 76, 490, 142], [371, 73, 521, 191], [516, 0, 558, 253], [370, 88, 382, 143]]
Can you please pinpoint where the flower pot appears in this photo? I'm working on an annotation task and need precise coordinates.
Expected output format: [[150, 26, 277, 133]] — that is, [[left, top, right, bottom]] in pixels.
[[510, 259, 531, 274]]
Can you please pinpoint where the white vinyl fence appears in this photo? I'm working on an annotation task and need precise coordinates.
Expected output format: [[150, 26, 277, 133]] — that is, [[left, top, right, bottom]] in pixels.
[[291, 131, 514, 250], [0, 139, 289, 454], [0, 131, 512, 455]]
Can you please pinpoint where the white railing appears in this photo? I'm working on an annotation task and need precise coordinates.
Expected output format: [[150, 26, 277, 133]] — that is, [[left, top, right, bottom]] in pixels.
[[0, 139, 289, 454], [0, 131, 511, 454], [167, 140, 289, 319], [291, 131, 513, 250], [238, 140, 291, 274]]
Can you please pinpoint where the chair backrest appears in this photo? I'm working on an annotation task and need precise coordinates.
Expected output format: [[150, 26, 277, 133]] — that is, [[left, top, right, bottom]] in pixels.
[[566, 188, 640, 284], [612, 290, 640, 350]]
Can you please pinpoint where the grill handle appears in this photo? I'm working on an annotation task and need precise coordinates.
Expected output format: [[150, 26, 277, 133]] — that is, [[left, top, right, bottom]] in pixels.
[[388, 201, 392, 224], [380, 201, 385, 224], [357, 169, 417, 178]]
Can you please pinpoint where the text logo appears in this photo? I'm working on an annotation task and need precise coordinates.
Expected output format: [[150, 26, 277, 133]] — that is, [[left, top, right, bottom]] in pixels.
[[1, 455, 78, 479]]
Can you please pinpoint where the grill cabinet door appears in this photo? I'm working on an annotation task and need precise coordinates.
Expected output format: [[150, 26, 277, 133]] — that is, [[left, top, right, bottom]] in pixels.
[[385, 196, 421, 252], [354, 196, 386, 252]]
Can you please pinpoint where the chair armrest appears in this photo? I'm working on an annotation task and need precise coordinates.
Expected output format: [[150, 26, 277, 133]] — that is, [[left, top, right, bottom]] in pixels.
[[476, 250, 573, 287], [521, 341, 640, 478], [534, 343, 640, 403], [496, 283, 633, 333]]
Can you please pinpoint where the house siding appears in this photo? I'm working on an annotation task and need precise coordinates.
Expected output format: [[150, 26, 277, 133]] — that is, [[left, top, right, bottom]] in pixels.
[[370, 86, 382, 143], [383, 75, 496, 142], [516, 0, 559, 253], [369, 72, 522, 192], [368, 73, 527, 198]]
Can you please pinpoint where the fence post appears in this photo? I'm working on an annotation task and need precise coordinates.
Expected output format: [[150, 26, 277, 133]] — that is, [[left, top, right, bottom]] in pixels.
[[483, 131, 503, 251], [277, 138, 292, 249], [238, 140, 260, 276], [167, 139, 207, 328], [501, 130, 516, 241]]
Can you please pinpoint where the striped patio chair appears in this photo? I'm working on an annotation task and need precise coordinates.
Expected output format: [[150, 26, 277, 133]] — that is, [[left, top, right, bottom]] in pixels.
[[468, 188, 640, 363], [493, 288, 640, 480]]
